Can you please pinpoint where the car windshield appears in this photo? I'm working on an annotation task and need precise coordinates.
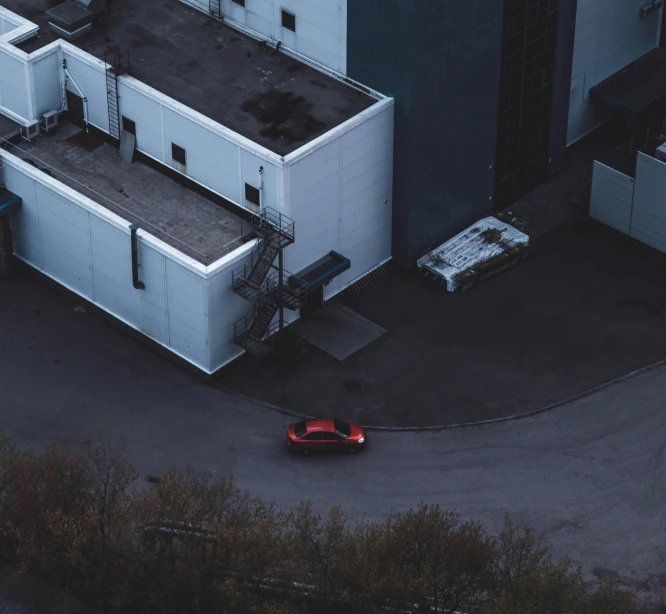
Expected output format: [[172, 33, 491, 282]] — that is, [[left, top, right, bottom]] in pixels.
[[294, 421, 307, 438], [333, 419, 351, 438]]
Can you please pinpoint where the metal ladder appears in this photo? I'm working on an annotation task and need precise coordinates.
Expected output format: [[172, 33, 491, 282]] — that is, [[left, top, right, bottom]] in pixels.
[[209, 0, 221, 19], [104, 46, 131, 141]]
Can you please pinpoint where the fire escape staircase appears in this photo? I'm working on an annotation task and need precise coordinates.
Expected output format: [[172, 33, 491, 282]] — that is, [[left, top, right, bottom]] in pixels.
[[232, 207, 304, 359], [104, 46, 131, 141]]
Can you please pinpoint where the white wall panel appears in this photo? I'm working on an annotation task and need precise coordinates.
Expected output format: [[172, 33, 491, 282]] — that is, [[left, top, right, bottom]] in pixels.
[[207, 246, 255, 371], [0, 49, 30, 119], [34, 182, 94, 299], [630, 152, 666, 252], [0, 14, 17, 35], [137, 241, 169, 343], [116, 84, 164, 161], [32, 49, 62, 118], [4, 166, 42, 268], [1, 151, 247, 373], [589, 161, 634, 235], [568, 0, 662, 145], [191, 0, 348, 73], [165, 258, 209, 370], [61, 47, 109, 131], [89, 216, 141, 325], [286, 138, 341, 277], [284, 100, 393, 299], [162, 105, 243, 203]]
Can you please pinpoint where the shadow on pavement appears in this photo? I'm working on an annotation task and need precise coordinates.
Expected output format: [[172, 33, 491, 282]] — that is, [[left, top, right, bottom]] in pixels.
[[217, 214, 666, 427]]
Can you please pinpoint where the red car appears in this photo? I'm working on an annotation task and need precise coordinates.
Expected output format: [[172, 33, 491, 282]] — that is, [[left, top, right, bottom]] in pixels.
[[286, 419, 366, 455]]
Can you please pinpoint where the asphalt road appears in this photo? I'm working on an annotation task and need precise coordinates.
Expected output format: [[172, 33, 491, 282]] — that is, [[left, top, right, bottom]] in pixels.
[[1, 268, 666, 609]]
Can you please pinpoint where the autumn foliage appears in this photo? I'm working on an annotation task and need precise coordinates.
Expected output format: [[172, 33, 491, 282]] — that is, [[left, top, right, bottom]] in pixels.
[[0, 430, 638, 613]]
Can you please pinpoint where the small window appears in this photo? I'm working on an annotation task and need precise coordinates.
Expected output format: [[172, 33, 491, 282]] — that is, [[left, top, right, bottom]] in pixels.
[[122, 117, 136, 135], [294, 421, 307, 437], [245, 183, 261, 206], [231, 0, 245, 5], [304, 432, 321, 441], [281, 9, 296, 32], [172, 143, 186, 165]]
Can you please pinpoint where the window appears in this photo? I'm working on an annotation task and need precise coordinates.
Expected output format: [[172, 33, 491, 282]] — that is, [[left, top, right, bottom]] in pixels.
[[321, 432, 341, 441], [245, 183, 261, 206], [333, 419, 351, 438], [294, 421, 307, 437], [122, 117, 136, 135], [171, 143, 186, 165], [304, 432, 321, 441], [231, 0, 245, 5], [281, 9, 296, 32]]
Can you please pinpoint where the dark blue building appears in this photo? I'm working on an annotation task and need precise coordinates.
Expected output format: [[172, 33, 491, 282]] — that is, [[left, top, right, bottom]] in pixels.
[[347, 0, 576, 266]]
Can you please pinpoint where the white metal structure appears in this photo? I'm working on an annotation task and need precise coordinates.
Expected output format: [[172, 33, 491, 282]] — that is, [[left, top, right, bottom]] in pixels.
[[417, 217, 529, 292], [590, 152, 666, 255], [0, 3, 394, 373]]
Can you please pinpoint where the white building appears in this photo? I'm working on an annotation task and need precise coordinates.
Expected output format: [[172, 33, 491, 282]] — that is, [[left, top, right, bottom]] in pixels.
[[0, 0, 394, 374], [567, 0, 665, 145]]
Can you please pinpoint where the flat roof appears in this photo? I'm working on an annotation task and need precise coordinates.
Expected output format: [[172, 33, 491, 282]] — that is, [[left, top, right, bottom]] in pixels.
[[9, 121, 246, 265], [2, 0, 375, 155], [590, 47, 666, 115]]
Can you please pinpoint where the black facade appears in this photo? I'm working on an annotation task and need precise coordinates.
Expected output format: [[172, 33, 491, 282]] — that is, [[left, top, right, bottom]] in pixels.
[[493, 0, 576, 209], [347, 0, 505, 266], [494, 0, 559, 209]]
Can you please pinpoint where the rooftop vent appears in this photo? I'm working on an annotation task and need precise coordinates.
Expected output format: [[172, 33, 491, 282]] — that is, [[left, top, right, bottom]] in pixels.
[[46, 0, 107, 41]]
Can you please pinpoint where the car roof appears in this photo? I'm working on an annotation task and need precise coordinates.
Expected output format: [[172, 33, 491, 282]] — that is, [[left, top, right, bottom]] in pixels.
[[305, 419, 336, 432]]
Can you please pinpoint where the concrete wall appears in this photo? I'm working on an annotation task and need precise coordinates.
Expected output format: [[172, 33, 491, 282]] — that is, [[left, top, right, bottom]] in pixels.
[[179, 0, 347, 74], [283, 98, 393, 298], [568, 0, 663, 145], [1, 149, 253, 373]]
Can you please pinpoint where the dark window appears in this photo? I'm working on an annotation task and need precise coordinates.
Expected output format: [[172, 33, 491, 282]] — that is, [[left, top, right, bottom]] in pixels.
[[281, 9, 296, 32], [122, 117, 136, 135], [245, 183, 261, 206], [304, 432, 321, 441], [333, 419, 351, 438], [294, 421, 307, 437], [231, 0, 245, 5], [321, 432, 341, 441], [172, 143, 186, 165]]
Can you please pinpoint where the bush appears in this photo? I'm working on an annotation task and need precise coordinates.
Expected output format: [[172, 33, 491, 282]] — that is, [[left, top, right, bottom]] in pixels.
[[0, 429, 639, 614]]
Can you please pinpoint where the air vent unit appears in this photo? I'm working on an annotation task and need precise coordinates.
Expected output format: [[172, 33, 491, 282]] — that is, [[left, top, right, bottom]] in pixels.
[[21, 120, 39, 141], [656, 143, 666, 163], [41, 110, 58, 131]]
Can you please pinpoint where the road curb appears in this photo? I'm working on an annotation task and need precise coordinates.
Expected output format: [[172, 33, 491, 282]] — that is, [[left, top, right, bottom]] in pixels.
[[218, 357, 666, 432]]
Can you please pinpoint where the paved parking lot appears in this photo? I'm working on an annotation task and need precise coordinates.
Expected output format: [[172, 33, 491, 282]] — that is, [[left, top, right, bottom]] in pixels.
[[2, 261, 666, 611], [218, 214, 666, 427]]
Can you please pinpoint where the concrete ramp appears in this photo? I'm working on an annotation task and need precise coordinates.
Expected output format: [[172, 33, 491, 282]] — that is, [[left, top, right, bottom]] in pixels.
[[294, 303, 386, 361]]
